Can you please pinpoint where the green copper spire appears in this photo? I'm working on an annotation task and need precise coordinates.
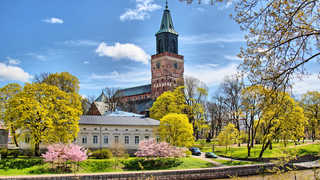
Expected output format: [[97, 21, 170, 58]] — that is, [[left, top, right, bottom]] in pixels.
[[156, 0, 178, 35]]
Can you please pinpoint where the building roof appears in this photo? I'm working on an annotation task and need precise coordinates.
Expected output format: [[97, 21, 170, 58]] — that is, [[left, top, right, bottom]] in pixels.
[[95, 91, 107, 102], [156, 2, 178, 36], [104, 110, 144, 117], [94, 102, 109, 115], [118, 84, 151, 97], [79, 115, 159, 126]]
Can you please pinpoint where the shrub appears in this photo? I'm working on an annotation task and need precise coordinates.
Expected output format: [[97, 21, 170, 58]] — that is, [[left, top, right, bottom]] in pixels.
[[135, 139, 186, 158], [8, 149, 21, 158], [122, 158, 182, 170], [0, 159, 43, 169], [23, 149, 34, 157], [91, 149, 113, 159], [0, 148, 8, 158], [110, 143, 127, 158], [80, 160, 113, 172]]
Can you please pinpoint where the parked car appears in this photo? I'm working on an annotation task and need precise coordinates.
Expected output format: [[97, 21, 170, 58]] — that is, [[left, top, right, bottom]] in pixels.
[[189, 147, 201, 156], [205, 152, 218, 158]]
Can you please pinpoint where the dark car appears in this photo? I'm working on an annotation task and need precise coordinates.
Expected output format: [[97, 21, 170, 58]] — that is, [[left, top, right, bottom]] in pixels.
[[205, 152, 218, 158], [189, 147, 201, 156]]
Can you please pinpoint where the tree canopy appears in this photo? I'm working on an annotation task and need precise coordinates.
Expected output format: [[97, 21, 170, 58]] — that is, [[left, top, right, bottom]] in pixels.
[[4, 83, 82, 155], [159, 113, 194, 147]]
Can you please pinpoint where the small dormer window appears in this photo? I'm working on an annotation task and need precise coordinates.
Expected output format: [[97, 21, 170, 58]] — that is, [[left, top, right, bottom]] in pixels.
[[169, 24, 172, 29], [161, 24, 165, 29]]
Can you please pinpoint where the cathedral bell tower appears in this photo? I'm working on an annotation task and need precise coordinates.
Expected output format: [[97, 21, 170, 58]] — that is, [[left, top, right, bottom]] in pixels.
[[151, 1, 184, 99]]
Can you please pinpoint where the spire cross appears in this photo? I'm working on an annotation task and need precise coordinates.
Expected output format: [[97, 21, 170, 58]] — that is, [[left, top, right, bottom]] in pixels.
[[165, 0, 168, 9]]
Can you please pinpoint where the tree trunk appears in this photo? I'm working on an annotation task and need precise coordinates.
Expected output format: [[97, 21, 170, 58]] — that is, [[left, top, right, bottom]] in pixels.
[[34, 143, 40, 156], [269, 142, 272, 150], [10, 126, 19, 147], [259, 141, 270, 159]]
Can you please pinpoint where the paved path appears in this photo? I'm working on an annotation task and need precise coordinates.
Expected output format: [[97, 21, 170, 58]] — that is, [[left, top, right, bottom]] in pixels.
[[192, 154, 223, 166]]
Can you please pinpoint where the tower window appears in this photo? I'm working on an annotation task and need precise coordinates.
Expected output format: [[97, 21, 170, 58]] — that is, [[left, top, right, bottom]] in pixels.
[[174, 63, 178, 69], [156, 62, 160, 69]]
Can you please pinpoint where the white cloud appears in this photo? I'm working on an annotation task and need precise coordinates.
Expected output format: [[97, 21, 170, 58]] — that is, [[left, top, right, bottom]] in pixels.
[[90, 69, 150, 83], [185, 63, 238, 86], [42, 17, 64, 24], [27, 53, 47, 61], [63, 40, 98, 46], [0, 63, 32, 82], [6, 56, 21, 65], [83, 61, 89, 64], [120, 0, 161, 21], [180, 33, 245, 45], [95, 42, 149, 64], [224, 55, 242, 61], [293, 74, 320, 95]]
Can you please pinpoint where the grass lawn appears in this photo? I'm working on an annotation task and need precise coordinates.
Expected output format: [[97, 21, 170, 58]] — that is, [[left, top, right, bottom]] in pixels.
[[214, 143, 320, 159], [0, 157, 214, 176], [214, 159, 261, 166]]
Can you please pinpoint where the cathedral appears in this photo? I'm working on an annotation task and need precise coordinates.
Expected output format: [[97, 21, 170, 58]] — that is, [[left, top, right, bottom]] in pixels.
[[88, 2, 184, 115]]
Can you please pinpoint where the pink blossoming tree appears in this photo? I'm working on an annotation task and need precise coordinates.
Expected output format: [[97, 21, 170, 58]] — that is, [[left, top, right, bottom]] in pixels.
[[135, 139, 186, 158], [42, 143, 87, 172]]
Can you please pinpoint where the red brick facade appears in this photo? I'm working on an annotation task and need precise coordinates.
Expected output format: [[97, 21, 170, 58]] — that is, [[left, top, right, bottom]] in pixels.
[[86, 103, 102, 115], [151, 52, 184, 99]]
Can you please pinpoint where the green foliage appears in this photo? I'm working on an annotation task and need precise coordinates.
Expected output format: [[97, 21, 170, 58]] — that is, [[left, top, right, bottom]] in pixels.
[[91, 149, 113, 159], [8, 149, 21, 158], [159, 113, 194, 147], [184, 150, 192, 157], [122, 158, 182, 170], [79, 159, 114, 172], [216, 123, 239, 153], [4, 83, 82, 155], [0, 148, 8, 158], [0, 159, 43, 169]]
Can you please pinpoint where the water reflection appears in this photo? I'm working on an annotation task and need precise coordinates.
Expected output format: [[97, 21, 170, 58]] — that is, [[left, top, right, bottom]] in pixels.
[[217, 169, 320, 180]]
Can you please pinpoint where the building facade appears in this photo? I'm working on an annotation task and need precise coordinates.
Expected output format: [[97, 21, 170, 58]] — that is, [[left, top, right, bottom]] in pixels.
[[76, 114, 159, 151]]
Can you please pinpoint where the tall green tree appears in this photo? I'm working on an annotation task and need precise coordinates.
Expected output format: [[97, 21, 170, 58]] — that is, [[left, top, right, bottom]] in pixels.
[[5, 83, 82, 156], [301, 91, 320, 142], [159, 113, 194, 147], [258, 90, 307, 158], [0, 83, 22, 147]]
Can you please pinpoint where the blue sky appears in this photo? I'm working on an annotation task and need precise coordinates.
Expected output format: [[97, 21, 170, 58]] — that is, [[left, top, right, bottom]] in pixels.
[[0, 0, 319, 98]]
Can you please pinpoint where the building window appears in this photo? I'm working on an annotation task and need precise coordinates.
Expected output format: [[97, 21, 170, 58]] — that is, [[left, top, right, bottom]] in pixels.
[[105, 128, 108, 131], [125, 136, 129, 144], [115, 136, 119, 144], [83, 128, 86, 130], [145, 136, 149, 140], [104, 136, 108, 144], [94, 128, 97, 131], [145, 129, 149, 132], [174, 62, 178, 69], [156, 62, 160, 69], [93, 136, 98, 144], [125, 129, 128, 131], [115, 128, 118, 131], [25, 136, 30, 143], [156, 136, 160, 143], [82, 136, 87, 144], [135, 136, 140, 144], [136, 129, 139, 131]]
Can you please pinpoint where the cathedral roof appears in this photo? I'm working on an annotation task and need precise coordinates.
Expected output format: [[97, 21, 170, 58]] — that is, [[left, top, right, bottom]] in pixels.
[[118, 84, 151, 97], [156, 1, 178, 36]]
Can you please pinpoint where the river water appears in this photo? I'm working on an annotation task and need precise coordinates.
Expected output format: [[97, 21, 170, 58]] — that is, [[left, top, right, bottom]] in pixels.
[[217, 169, 320, 180]]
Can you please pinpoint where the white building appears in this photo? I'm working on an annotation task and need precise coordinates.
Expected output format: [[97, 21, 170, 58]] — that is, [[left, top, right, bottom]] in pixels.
[[76, 112, 159, 151]]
